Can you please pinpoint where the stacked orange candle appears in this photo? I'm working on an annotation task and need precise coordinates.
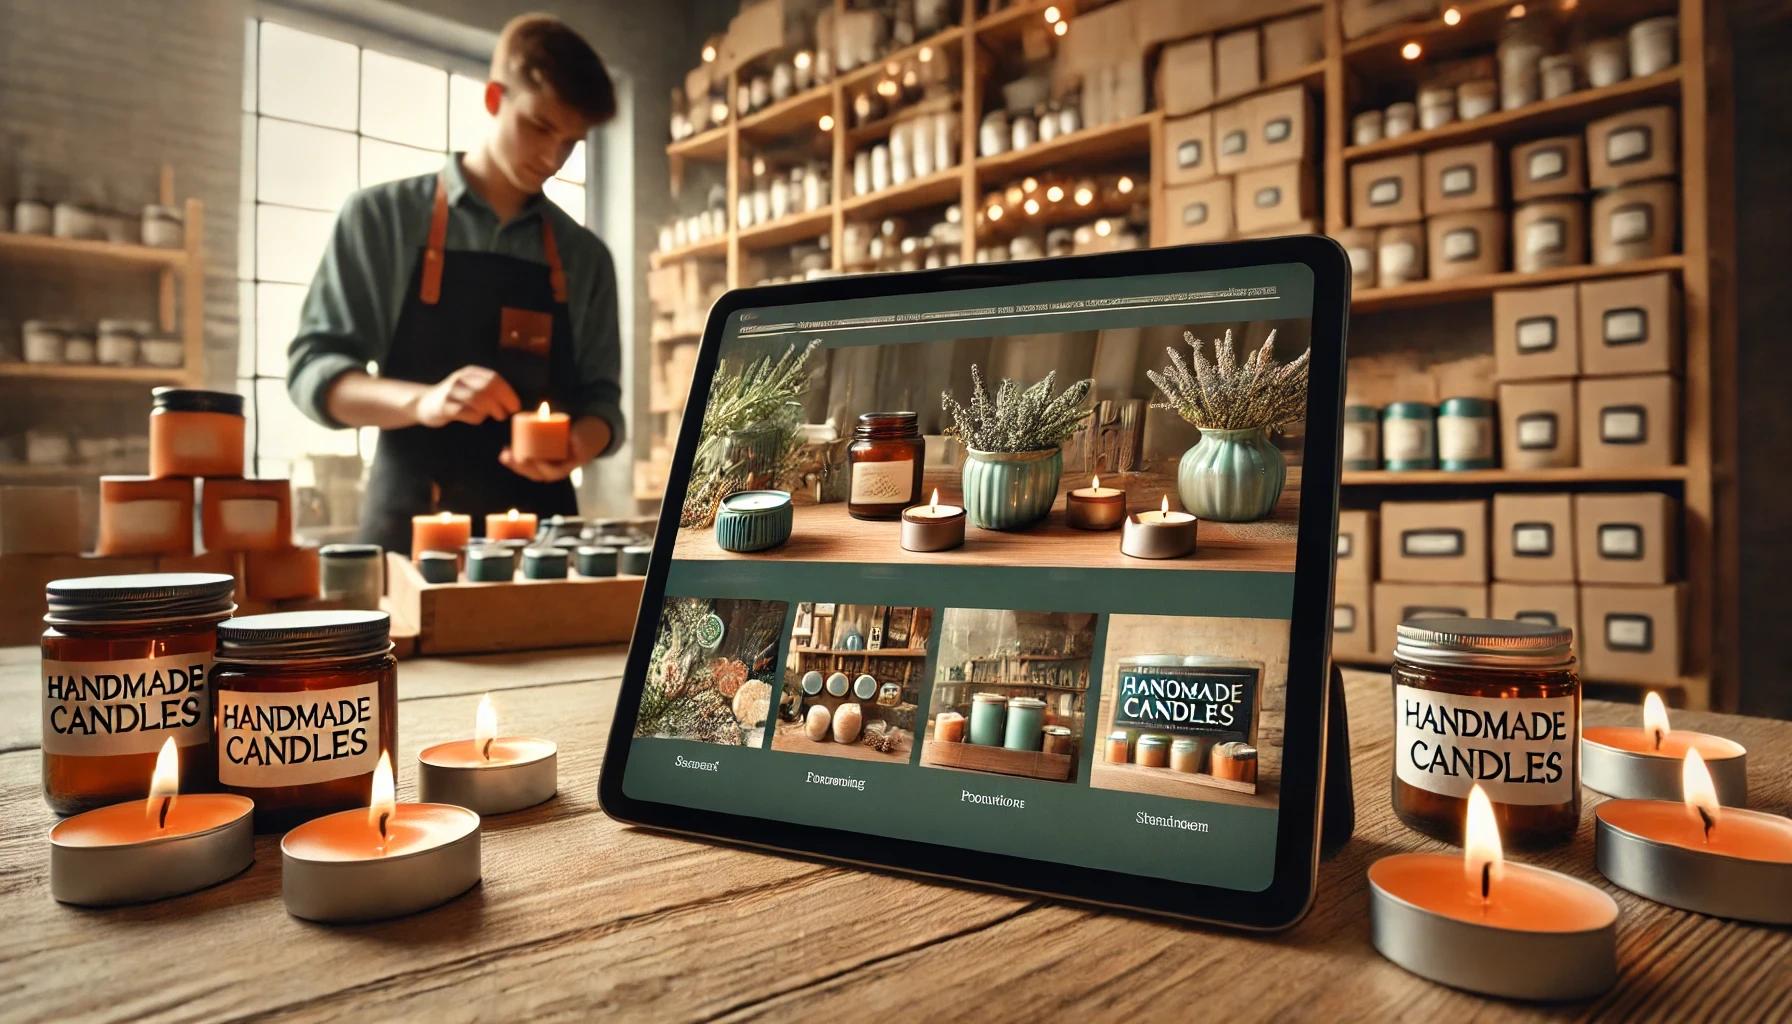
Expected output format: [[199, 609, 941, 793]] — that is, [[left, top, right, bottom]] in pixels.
[[411, 510, 472, 562], [511, 402, 570, 462], [484, 508, 539, 543]]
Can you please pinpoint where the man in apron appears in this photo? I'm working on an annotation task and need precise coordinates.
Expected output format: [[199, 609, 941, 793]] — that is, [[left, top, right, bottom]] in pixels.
[[286, 14, 625, 555]]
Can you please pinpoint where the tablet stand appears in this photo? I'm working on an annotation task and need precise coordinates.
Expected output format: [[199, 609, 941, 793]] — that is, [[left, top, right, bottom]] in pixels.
[[1320, 663, 1355, 860]]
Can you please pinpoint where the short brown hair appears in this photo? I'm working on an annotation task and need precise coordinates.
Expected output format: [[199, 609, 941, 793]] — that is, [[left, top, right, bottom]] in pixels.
[[492, 14, 617, 123]]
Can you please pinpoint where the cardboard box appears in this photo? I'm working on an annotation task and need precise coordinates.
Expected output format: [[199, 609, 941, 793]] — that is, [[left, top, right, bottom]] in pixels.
[[1234, 161, 1315, 234], [1373, 583, 1488, 656], [1332, 579, 1374, 660], [1422, 142, 1500, 214], [1342, 0, 1438, 40], [1250, 86, 1314, 168], [1161, 111, 1215, 185], [1587, 106, 1679, 190], [1492, 493, 1575, 582], [1575, 493, 1679, 585], [1433, 353, 1497, 401], [1510, 135, 1586, 201], [1580, 583, 1684, 685], [1493, 284, 1579, 381], [1214, 28, 1261, 101], [245, 543, 322, 602], [1491, 583, 1581, 639], [0, 486, 81, 555], [1158, 35, 1215, 116], [1262, 11, 1324, 80], [1351, 154, 1422, 228], [1578, 374, 1680, 469], [1578, 273, 1683, 377], [1380, 500, 1488, 584], [1427, 209, 1506, 280], [0, 553, 160, 644], [1498, 380, 1578, 469], [1335, 227, 1377, 290], [1214, 98, 1255, 175], [1512, 198, 1587, 273], [1375, 223, 1426, 286], [96, 476, 194, 557], [1336, 509, 1377, 582], [1237, 218, 1319, 240], [1162, 179, 1235, 244], [1592, 181, 1678, 265], [199, 478, 294, 552]]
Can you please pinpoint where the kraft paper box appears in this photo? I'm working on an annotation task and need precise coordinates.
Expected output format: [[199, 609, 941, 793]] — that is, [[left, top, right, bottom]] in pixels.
[[1575, 492, 1679, 585], [1578, 272, 1683, 377], [1587, 106, 1678, 190], [0, 553, 158, 644], [1427, 209, 1506, 280], [1342, 0, 1438, 39], [1262, 11, 1323, 80], [1491, 583, 1580, 639], [1239, 218, 1318, 240], [1214, 28, 1261, 101], [1375, 222, 1426, 286], [1332, 579, 1374, 660], [1592, 181, 1678, 265], [0, 485, 81, 555], [1422, 142, 1500, 214], [1335, 508, 1377, 582], [1249, 86, 1314, 168], [1432, 353, 1497, 401], [1512, 198, 1587, 273], [1578, 373, 1680, 469], [1351, 154, 1422, 228], [245, 543, 322, 602], [1492, 493, 1576, 583], [1580, 583, 1684, 685], [1157, 35, 1215, 116], [1380, 500, 1488, 584], [1335, 227, 1377, 290], [1499, 380, 1578, 469], [1233, 161, 1315, 234], [1214, 98, 1255, 176], [1160, 111, 1215, 185], [1374, 583, 1488, 656], [1510, 135, 1586, 201], [1162, 179, 1234, 245], [1494, 283, 1580, 380]]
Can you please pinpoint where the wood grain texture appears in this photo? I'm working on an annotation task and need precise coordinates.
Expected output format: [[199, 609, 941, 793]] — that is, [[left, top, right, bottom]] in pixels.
[[1, 652, 1786, 1022]]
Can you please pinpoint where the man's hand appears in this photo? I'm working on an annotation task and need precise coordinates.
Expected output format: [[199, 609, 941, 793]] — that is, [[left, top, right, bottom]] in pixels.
[[499, 415, 612, 483], [413, 366, 521, 428]]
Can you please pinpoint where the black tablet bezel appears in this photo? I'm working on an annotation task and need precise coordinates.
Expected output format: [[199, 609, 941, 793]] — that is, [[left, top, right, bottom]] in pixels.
[[599, 237, 1350, 931]]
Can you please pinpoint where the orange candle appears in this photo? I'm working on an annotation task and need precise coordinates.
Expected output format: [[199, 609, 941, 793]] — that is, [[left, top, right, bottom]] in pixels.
[[411, 510, 472, 562], [1582, 692, 1748, 804], [417, 694, 558, 815], [511, 401, 570, 462], [934, 711, 966, 743], [484, 508, 539, 543]]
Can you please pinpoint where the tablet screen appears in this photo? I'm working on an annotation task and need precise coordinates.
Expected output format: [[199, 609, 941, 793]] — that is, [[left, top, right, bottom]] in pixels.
[[623, 263, 1316, 894]]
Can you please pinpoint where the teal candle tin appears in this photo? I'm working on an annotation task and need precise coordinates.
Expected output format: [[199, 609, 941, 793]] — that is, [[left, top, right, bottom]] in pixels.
[[1002, 696, 1046, 751], [619, 545, 652, 575], [522, 547, 568, 579], [801, 670, 824, 696], [1381, 402, 1437, 471], [826, 672, 850, 697], [575, 545, 618, 577], [968, 692, 1007, 746], [1343, 403, 1381, 471], [1437, 396, 1498, 471], [466, 545, 515, 582], [417, 550, 458, 584], [714, 489, 793, 553], [853, 673, 878, 700]]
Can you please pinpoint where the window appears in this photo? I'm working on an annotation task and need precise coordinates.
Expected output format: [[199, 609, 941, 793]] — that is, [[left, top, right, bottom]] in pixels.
[[239, 18, 590, 489]]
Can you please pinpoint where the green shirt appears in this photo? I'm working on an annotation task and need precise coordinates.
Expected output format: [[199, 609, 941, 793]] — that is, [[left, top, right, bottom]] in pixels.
[[286, 154, 626, 456]]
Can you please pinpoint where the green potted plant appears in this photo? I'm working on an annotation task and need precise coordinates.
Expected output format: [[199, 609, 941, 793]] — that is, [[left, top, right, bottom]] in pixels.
[[1147, 328, 1309, 522], [942, 366, 1093, 530]]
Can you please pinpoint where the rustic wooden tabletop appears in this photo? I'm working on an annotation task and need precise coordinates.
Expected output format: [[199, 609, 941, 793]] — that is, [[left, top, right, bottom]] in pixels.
[[3, 646, 1787, 1022]]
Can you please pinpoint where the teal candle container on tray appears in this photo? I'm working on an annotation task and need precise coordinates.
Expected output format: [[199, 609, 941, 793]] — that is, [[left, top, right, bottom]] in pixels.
[[1437, 397, 1498, 471], [1381, 402, 1437, 471], [968, 692, 1007, 745], [962, 447, 1062, 530], [714, 489, 793, 552], [1176, 426, 1286, 523]]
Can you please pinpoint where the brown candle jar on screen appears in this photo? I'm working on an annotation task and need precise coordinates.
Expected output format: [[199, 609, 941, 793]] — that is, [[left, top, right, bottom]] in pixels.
[[212, 610, 398, 833], [847, 411, 924, 519], [1390, 617, 1580, 850]]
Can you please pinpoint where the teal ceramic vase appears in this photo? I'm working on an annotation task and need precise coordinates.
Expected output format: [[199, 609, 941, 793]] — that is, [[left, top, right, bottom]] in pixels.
[[1176, 427, 1286, 522], [961, 447, 1062, 530]]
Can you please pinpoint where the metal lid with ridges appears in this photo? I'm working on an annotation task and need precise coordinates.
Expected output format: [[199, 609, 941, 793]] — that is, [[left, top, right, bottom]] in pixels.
[[45, 572, 236, 625], [1395, 616, 1575, 669], [151, 387, 245, 417], [217, 609, 392, 663]]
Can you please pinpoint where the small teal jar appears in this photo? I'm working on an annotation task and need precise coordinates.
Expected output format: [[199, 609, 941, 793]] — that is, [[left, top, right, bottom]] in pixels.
[[968, 692, 1007, 745], [1437, 397, 1497, 471], [466, 545, 515, 582], [1381, 402, 1437, 471], [574, 545, 618, 577], [521, 547, 568, 579], [714, 489, 793, 553], [962, 447, 1062, 530], [1176, 426, 1286, 523], [800, 670, 824, 696], [619, 545, 652, 575], [1002, 696, 1046, 751], [1342, 404, 1381, 471]]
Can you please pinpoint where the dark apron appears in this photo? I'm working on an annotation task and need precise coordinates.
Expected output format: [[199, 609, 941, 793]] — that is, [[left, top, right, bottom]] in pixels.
[[359, 173, 579, 556]]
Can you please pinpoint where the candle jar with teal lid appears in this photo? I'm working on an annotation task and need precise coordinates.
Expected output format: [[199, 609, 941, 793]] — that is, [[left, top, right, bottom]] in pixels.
[[714, 489, 793, 552], [1437, 397, 1497, 470], [1381, 402, 1437, 470], [1003, 696, 1046, 750], [968, 692, 1007, 745], [1343, 404, 1381, 471]]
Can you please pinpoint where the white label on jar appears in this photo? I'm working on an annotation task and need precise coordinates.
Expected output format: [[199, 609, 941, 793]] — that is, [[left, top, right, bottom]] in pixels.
[[1368, 178, 1402, 206], [42, 652, 212, 755], [219, 498, 278, 535], [217, 682, 381, 787], [1183, 201, 1209, 226], [1394, 684, 1574, 804], [1610, 206, 1650, 244], [1599, 524, 1642, 558], [1347, 246, 1373, 277], [1525, 218, 1564, 255], [1333, 605, 1357, 632], [1607, 126, 1649, 164], [1177, 140, 1201, 168], [1402, 529, 1464, 557], [1602, 407, 1645, 442], [1443, 228, 1479, 260], [1384, 418, 1433, 461], [1513, 524, 1554, 555], [1342, 422, 1377, 461], [850, 458, 915, 505], [1438, 416, 1493, 460], [1527, 148, 1566, 181], [107, 499, 184, 545], [1517, 414, 1558, 449], [1380, 241, 1417, 278], [1441, 166, 1475, 196], [1604, 309, 1646, 344], [1516, 317, 1557, 352]]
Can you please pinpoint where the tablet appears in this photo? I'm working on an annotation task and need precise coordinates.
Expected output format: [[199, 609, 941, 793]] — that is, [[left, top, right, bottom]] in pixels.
[[600, 237, 1349, 930]]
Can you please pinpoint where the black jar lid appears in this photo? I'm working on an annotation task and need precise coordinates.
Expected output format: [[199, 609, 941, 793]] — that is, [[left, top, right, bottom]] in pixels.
[[320, 543, 382, 560], [854, 410, 919, 439], [1395, 617, 1574, 670], [218, 609, 392, 663], [45, 572, 237, 626], [151, 387, 245, 417]]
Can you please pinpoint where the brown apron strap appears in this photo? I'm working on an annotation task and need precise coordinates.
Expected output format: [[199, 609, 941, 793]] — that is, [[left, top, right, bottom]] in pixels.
[[540, 217, 569, 304], [419, 172, 451, 305]]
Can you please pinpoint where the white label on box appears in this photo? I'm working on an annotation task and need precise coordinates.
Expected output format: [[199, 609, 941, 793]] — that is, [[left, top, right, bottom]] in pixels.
[[217, 682, 381, 787], [1599, 524, 1643, 558], [1606, 614, 1653, 651], [107, 498, 184, 545], [1441, 166, 1475, 196], [1333, 605, 1357, 632], [1525, 218, 1565, 255], [1402, 529, 1464, 557], [1255, 186, 1282, 208], [1347, 246, 1373, 277], [1337, 533, 1353, 557], [1438, 416, 1493, 461], [1395, 685, 1574, 804], [1516, 317, 1558, 352], [1264, 118, 1292, 144], [1513, 524, 1554, 555], [850, 458, 916, 505], [1177, 140, 1202, 168], [1607, 126, 1650, 164], [1602, 408, 1646, 442], [1516, 611, 1559, 627], [1221, 130, 1246, 155], [1517, 414, 1558, 450], [1610, 206, 1651, 244], [1368, 178, 1402, 206], [1379, 242, 1417, 278], [1383, 418, 1434, 461], [1182, 201, 1209, 225], [219, 498, 278, 536], [1443, 228, 1479, 260], [42, 653, 212, 756], [1527, 148, 1566, 181], [1604, 309, 1646, 344]]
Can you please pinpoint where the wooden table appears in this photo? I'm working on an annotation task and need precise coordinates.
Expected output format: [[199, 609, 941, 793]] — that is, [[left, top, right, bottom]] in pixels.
[[3, 649, 1787, 1022]]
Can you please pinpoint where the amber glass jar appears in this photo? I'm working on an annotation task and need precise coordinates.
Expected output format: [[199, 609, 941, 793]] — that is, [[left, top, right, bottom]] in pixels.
[[212, 610, 397, 833], [846, 411, 924, 519], [149, 387, 245, 478], [1391, 617, 1580, 849], [41, 572, 236, 815]]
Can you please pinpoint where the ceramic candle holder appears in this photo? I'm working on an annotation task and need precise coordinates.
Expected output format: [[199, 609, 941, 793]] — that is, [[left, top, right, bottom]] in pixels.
[[1065, 478, 1126, 531], [466, 546, 516, 583], [1121, 499, 1198, 559], [715, 489, 794, 552], [900, 490, 966, 552], [320, 544, 384, 610]]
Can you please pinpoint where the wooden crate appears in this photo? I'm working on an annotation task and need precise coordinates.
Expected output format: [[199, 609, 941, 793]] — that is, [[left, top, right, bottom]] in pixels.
[[384, 553, 643, 656], [919, 739, 1074, 782], [1088, 760, 1258, 798]]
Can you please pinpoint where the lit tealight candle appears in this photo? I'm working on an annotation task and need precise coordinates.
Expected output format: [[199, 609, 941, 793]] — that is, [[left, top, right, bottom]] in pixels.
[[484, 507, 539, 544], [411, 510, 472, 564], [49, 738, 255, 907], [1120, 495, 1198, 559], [512, 401, 571, 462], [900, 489, 966, 552], [1582, 691, 1748, 805], [280, 752, 482, 923], [1369, 785, 1618, 1000], [1066, 475, 1127, 531], [1594, 749, 1792, 924], [418, 694, 558, 816]]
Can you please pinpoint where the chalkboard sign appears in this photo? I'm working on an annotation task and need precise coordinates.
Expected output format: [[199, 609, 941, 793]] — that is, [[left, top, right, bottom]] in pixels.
[[1112, 658, 1261, 742]]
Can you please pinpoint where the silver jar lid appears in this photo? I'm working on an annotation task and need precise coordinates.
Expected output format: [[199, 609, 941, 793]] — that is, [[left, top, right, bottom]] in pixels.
[[217, 609, 391, 664], [1394, 617, 1574, 670]]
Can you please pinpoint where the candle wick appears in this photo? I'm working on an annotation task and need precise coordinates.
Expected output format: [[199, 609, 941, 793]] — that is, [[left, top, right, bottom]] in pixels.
[[1480, 861, 1491, 903], [378, 810, 391, 842], [482, 737, 494, 760], [1652, 727, 1662, 752], [1697, 805, 1714, 843], [157, 796, 171, 830]]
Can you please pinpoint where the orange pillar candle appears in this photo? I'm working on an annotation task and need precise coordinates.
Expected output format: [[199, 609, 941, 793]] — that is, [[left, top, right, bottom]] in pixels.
[[1582, 691, 1748, 805], [411, 511, 472, 562], [417, 694, 557, 815], [243, 544, 321, 601], [512, 402, 570, 462], [484, 508, 539, 543], [148, 387, 245, 479], [934, 711, 966, 742], [97, 475, 194, 556], [200, 478, 293, 552]]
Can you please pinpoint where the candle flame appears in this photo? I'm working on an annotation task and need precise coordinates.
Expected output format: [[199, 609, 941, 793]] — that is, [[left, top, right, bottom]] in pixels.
[[1092, 476, 1101, 489], [1160, 495, 1170, 515], [507, 508, 520, 520], [1463, 784, 1504, 904], [1643, 691, 1670, 751], [1682, 748, 1721, 842], [146, 736, 179, 829], [930, 488, 941, 512], [537, 401, 551, 418], [369, 751, 396, 846], [438, 510, 455, 521], [476, 693, 498, 761]]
